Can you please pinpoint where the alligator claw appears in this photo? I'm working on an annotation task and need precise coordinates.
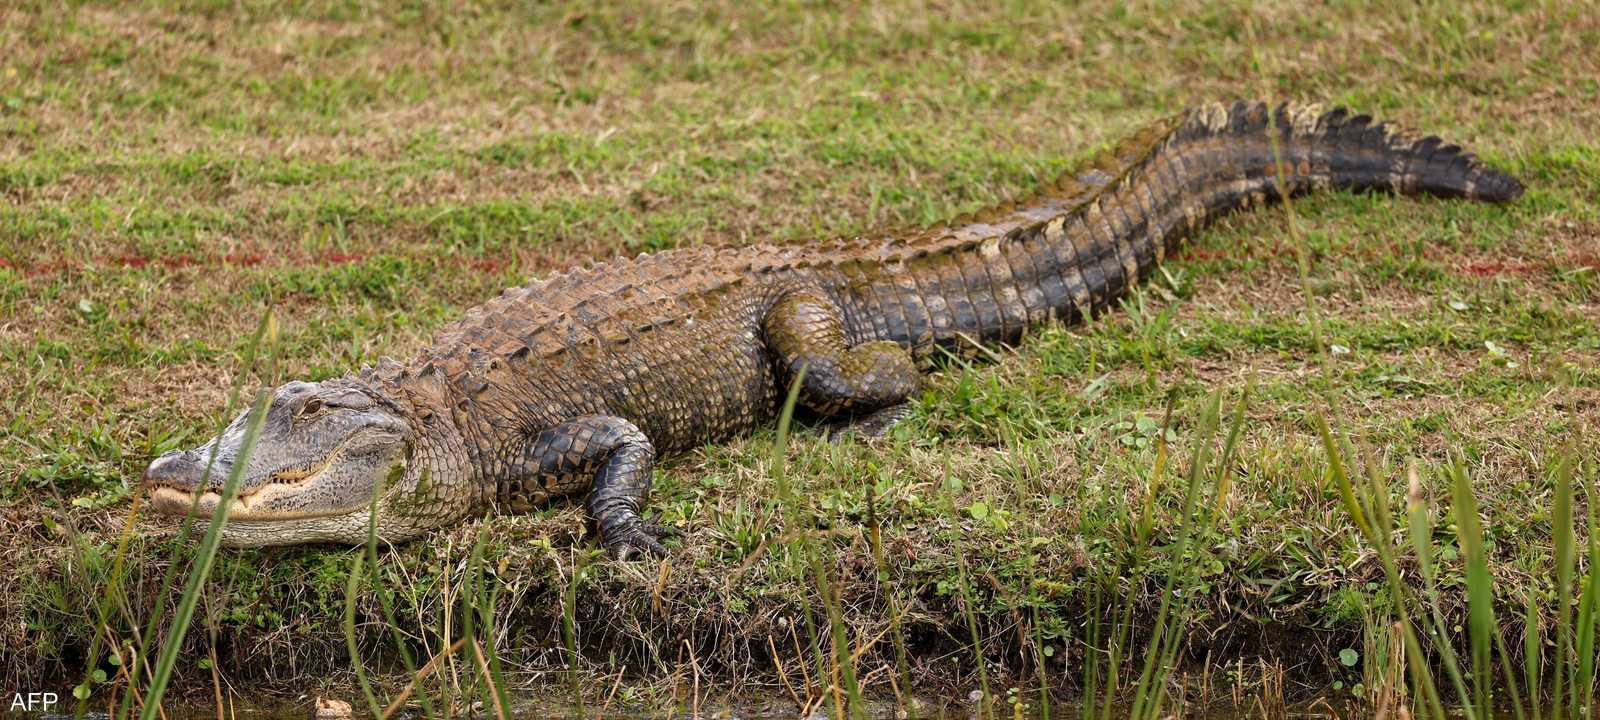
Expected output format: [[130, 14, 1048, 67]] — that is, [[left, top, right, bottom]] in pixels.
[[825, 402, 916, 443], [605, 522, 672, 561], [639, 517, 680, 540]]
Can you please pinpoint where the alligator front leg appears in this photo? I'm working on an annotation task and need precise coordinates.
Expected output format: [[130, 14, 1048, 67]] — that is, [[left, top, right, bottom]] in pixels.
[[765, 289, 921, 436], [517, 415, 673, 559]]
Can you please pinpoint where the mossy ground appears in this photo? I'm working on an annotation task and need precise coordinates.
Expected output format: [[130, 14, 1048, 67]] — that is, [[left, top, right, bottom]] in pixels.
[[2, 0, 1598, 709]]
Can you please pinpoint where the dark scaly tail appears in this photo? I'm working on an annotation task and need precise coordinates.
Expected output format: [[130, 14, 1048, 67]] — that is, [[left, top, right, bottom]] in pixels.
[[1289, 104, 1523, 202], [847, 101, 1523, 353]]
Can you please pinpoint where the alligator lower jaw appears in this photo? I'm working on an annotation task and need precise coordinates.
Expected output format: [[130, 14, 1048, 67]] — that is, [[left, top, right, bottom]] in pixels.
[[146, 485, 364, 522]]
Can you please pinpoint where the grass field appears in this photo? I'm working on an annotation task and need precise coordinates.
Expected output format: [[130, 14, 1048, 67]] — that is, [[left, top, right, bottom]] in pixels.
[[3, 0, 1599, 712]]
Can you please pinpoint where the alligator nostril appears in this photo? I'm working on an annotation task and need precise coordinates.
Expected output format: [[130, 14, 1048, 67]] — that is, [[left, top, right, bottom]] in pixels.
[[143, 452, 206, 490]]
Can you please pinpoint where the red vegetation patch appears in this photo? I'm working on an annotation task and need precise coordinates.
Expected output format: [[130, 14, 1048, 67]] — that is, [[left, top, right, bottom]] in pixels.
[[0, 249, 500, 277], [1459, 261, 1544, 277]]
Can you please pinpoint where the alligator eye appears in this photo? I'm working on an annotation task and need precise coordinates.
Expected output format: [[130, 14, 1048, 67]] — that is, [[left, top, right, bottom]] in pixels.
[[299, 398, 323, 418]]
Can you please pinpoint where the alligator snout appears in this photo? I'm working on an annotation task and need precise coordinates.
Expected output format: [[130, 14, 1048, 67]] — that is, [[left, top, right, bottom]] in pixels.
[[141, 449, 237, 517], [142, 450, 218, 492]]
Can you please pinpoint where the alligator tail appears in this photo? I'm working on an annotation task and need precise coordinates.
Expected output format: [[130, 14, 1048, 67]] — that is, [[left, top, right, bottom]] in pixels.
[[1230, 102, 1524, 202], [854, 101, 1523, 353]]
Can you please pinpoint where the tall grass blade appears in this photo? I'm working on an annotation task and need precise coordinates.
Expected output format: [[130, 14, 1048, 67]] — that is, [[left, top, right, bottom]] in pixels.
[[1080, 584, 1100, 720], [1450, 460, 1525, 720], [1318, 417, 1443, 720], [562, 550, 586, 715], [1096, 399, 1177, 720], [1314, 417, 1371, 542], [1025, 552, 1050, 720], [1494, 630, 1530, 720], [361, 464, 439, 719], [1360, 444, 1446, 720], [344, 551, 383, 718], [462, 525, 511, 720], [478, 556, 511, 720], [817, 554, 863, 720], [770, 363, 805, 508], [769, 367, 833, 713], [138, 387, 272, 720], [1209, 381, 1250, 525], [1575, 485, 1597, 719], [1526, 594, 1543, 720], [1095, 568, 1136, 720], [1553, 457, 1574, 720], [866, 481, 912, 714], [114, 311, 275, 720], [939, 452, 990, 720], [1127, 390, 1222, 720], [1148, 389, 1245, 718], [76, 493, 144, 713], [1404, 464, 1475, 720], [135, 310, 279, 720]]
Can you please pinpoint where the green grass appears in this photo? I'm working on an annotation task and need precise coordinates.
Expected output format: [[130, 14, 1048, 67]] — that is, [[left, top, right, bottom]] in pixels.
[[2, 0, 1599, 713]]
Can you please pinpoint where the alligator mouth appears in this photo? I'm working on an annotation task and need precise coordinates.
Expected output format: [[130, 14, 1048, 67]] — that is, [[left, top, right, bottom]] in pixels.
[[145, 430, 397, 522], [146, 485, 366, 522]]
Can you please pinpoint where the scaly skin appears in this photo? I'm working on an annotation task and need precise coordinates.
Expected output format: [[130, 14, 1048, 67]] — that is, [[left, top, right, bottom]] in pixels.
[[139, 101, 1523, 557]]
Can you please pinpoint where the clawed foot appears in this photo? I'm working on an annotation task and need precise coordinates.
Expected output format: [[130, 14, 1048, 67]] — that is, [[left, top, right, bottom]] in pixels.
[[824, 402, 917, 443], [603, 518, 678, 561]]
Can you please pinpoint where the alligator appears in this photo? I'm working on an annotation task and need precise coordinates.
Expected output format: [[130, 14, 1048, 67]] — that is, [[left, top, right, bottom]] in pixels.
[[139, 101, 1523, 557]]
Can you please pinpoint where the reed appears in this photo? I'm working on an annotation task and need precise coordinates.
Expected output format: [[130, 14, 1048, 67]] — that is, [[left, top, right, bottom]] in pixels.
[[138, 347, 276, 718], [344, 548, 382, 718], [363, 469, 442, 719], [1321, 420, 1598, 719], [1127, 390, 1230, 720], [561, 546, 595, 716], [938, 450, 992, 720], [461, 524, 513, 719], [1449, 459, 1527, 720], [767, 367, 844, 718]]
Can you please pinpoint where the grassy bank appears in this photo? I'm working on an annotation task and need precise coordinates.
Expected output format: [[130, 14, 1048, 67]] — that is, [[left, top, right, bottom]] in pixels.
[[2, 0, 1599, 711]]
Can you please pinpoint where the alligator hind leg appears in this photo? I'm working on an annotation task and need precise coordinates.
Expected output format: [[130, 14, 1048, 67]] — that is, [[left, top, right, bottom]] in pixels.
[[765, 289, 922, 422], [517, 415, 674, 560]]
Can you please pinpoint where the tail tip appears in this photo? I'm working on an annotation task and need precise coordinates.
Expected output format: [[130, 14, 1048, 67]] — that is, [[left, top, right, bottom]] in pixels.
[[1473, 170, 1525, 203]]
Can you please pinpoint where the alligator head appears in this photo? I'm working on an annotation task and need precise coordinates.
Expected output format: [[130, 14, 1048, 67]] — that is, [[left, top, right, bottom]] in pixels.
[[139, 378, 420, 546]]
